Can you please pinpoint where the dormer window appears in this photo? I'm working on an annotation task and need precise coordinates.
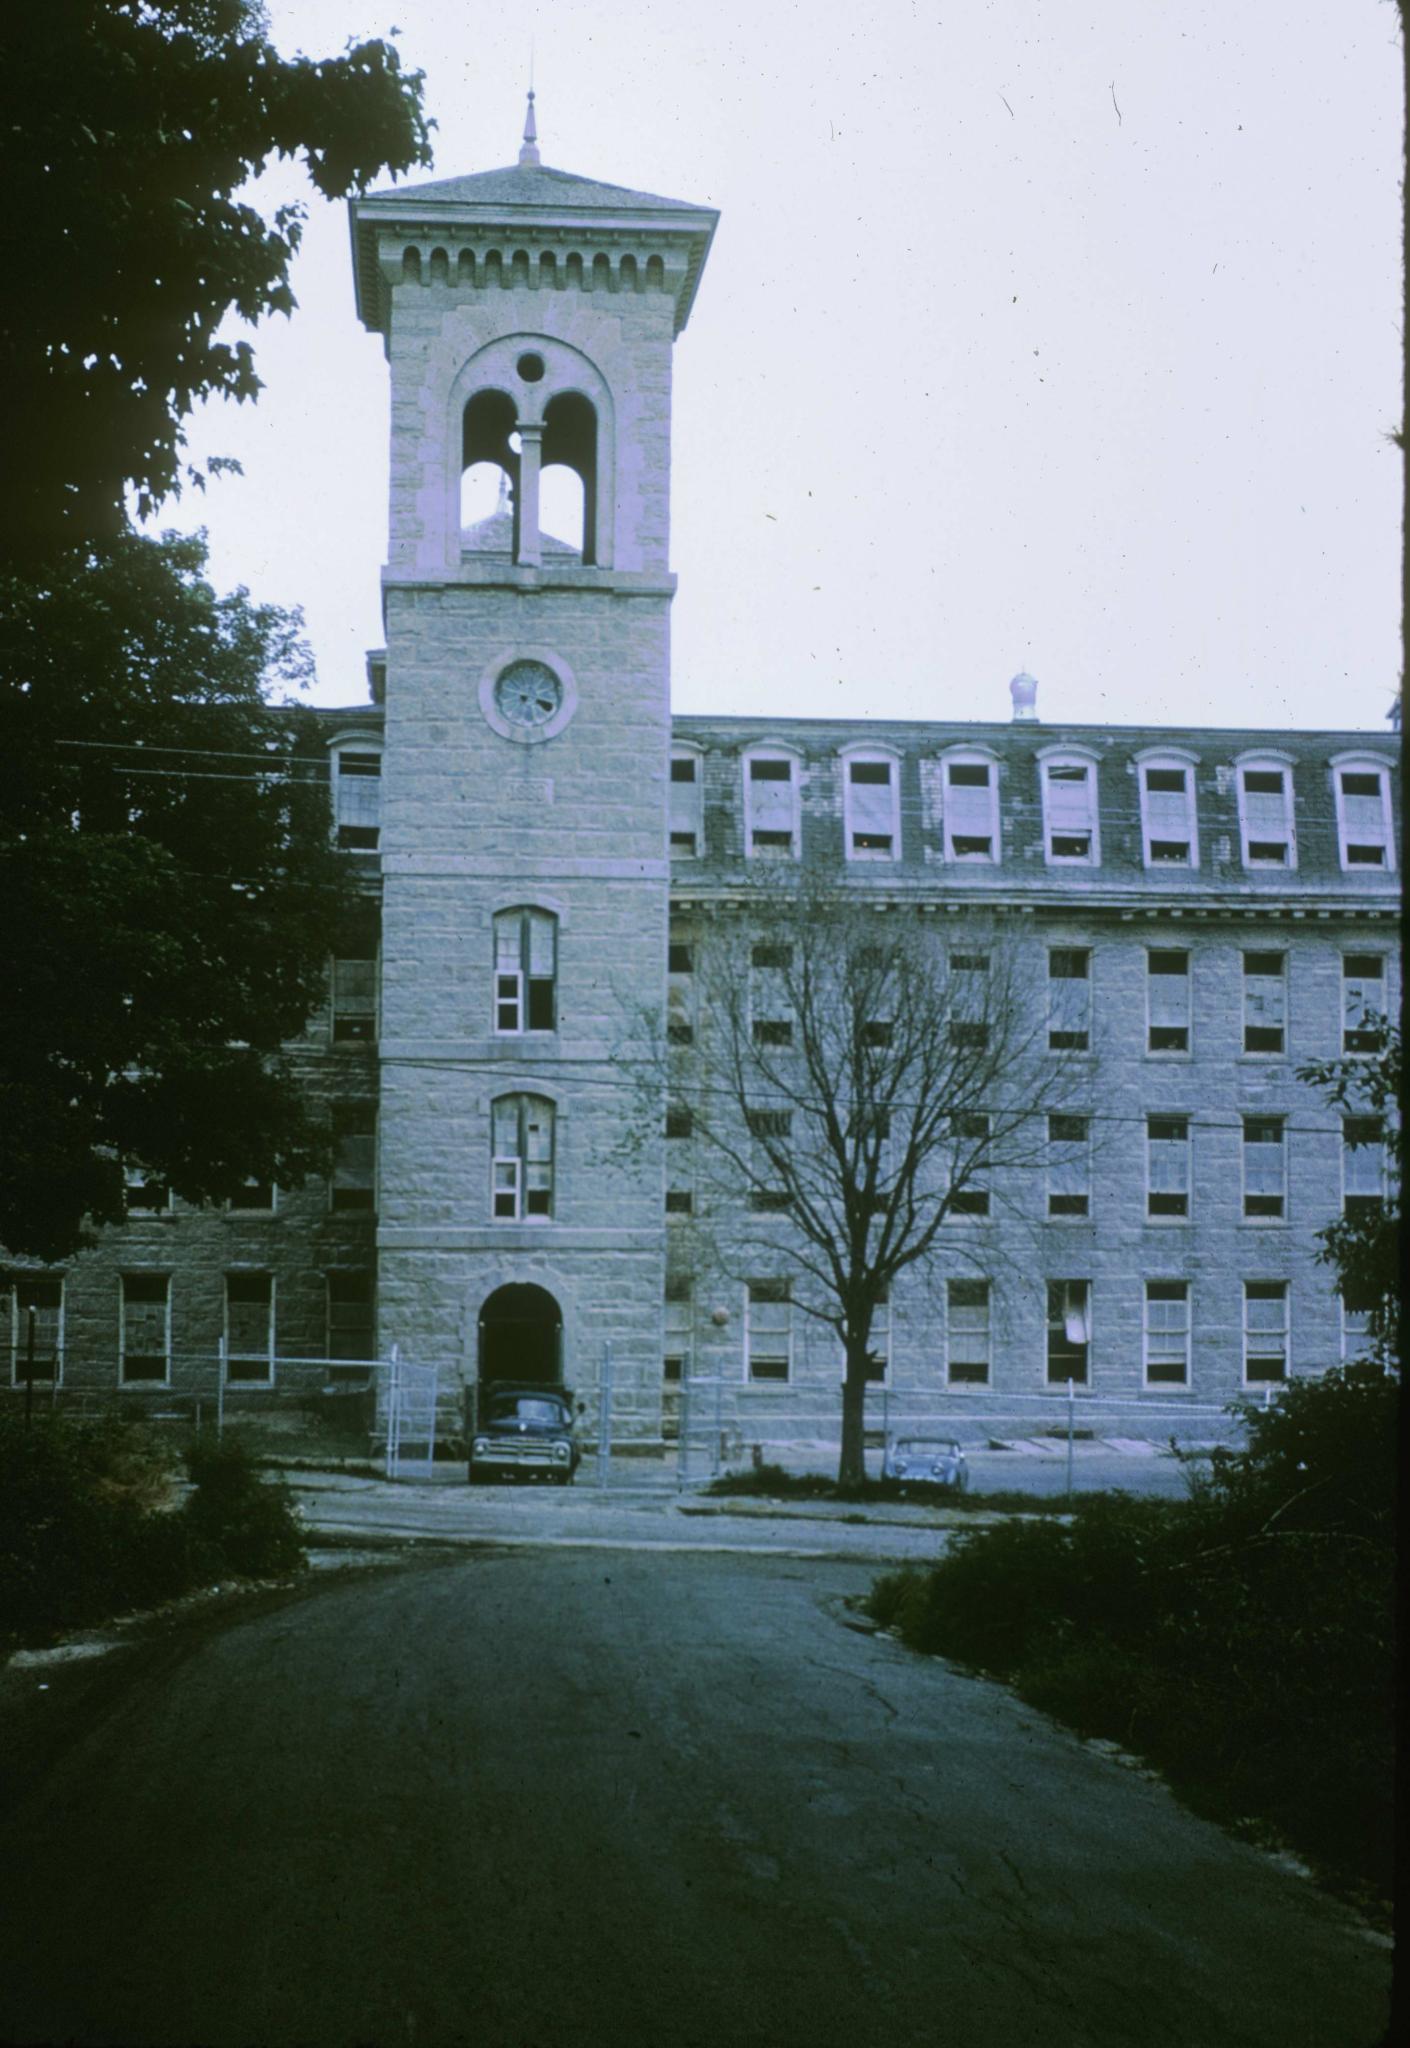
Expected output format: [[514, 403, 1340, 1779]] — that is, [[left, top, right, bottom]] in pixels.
[[1039, 752, 1100, 865], [843, 752, 899, 861], [332, 742, 383, 852], [1236, 757, 1296, 869], [942, 753, 1000, 863], [1136, 753, 1199, 868], [743, 750, 799, 858], [1331, 757, 1396, 871], [669, 750, 703, 857]]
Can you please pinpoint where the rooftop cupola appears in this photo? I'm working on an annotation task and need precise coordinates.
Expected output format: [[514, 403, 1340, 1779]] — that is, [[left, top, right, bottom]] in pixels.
[[1010, 672, 1040, 721]]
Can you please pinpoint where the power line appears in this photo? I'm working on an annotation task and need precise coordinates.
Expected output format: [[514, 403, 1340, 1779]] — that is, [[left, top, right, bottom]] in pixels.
[[55, 738, 337, 767]]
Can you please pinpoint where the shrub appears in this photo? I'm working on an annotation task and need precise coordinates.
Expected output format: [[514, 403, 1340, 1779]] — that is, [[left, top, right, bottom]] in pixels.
[[865, 1370, 1397, 1900], [182, 1434, 305, 1579]]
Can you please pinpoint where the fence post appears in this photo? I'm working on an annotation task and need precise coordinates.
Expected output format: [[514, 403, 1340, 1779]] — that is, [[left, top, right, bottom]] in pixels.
[[713, 1371, 723, 1480], [216, 1338, 226, 1440], [386, 1344, 400, 1481], [1065, 1377, 1075, 1498], [23, 1305, 36, 1427], [597, 1340, 613, 1490]]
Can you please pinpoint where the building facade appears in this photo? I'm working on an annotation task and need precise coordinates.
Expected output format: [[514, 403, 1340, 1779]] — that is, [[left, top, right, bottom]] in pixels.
[[3, 133, 1400, 1450]]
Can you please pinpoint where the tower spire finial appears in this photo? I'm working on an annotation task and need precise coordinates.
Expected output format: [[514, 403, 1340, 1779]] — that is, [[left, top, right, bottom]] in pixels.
[[518, 80, 540, 166]]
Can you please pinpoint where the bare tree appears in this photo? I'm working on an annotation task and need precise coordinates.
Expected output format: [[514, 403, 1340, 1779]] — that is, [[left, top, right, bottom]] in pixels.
[[667, 879, 1076, 1485]]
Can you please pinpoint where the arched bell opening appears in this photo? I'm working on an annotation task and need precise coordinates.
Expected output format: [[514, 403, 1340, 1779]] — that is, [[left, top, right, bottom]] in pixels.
[[462, 390, 520, 552], [478, 1283, 563, 1386], [542, 392, 598, 566]]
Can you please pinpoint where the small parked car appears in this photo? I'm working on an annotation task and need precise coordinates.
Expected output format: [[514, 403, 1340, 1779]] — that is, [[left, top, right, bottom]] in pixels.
[[882, 1436, 969, 1493], [469, 1382, 581, 1485]]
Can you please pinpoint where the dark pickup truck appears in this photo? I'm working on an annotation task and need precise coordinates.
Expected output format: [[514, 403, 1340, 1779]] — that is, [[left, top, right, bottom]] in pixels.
[[468, 1381, 581, 1485]]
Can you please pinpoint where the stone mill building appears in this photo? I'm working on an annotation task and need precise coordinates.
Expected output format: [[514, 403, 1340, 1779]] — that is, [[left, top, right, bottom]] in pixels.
[[3, 112, 1401, 1456]]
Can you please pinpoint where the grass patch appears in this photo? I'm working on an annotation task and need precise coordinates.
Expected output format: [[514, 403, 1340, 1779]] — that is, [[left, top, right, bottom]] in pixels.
[[706, 1462, 1070, 1513], [2, 1412, 306, 1653], [865, 1364, 1396, 1905]]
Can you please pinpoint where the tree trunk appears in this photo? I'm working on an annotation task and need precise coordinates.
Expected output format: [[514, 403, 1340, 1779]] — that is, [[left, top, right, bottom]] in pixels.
[[838, 1346, 870, 1487]]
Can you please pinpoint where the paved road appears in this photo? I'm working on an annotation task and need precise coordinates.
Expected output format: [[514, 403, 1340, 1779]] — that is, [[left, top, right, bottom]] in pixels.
[[0, 1551, 1389, 2048]]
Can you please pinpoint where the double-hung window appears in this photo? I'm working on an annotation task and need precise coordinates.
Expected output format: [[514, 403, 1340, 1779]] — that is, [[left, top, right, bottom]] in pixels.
[[843, 753, 899, 860], [333, 745, 382, 851], [1236, 758, 1296, 868], [1331, 757, 1395, 871], [1047, 1115, 1090, 1217], [663, 1279, 692, 1433], [331, 1104, 376, 1211], [747, 1108, 792, 1214], [667, 934, 696, 1046], [1342, 954, 1387, 1053], [1046, 1280, 1091, 1384], [1242, 951, 1287, 1055], [743, 751, 799, 858], [946, 1279, 990, 1385], [225, 1273, 274, 1384], [1147, 949, 1191, 1054], [120, 1274, 170, 1384], [5, 1275, 63, 1386], [1047, 949, 1091, 1050], [1342, 1118, 1386, 1222], [1146, 1116, 1190, 1218], [746, 1279, 791, 1381], [1137, 755, 1199, 867], [494, 907, 557, 1034], [491, 1094, 554, 1221], [1243, 1281, 1289, 1383], [949, 951, 990, 1051], [950, 1113, 990, 1216], [331, 956, 377, 1042], [670, 750, 703, 857], [1242, 1117, 1286, 1219], [942, 754, 1000, 862], [1143, 1281, 1190, 1387], [1039, 754, 1100, 864], [327, 1272, 375, 1362], [750, 941, 793, 1049]]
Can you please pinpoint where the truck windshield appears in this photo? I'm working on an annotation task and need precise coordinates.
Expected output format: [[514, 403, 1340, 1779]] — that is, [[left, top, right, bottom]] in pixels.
[[489, 1397, 566, 1427]]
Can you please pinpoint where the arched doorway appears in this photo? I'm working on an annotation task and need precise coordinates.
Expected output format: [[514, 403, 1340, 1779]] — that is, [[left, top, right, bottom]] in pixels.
[[478, 1283, 563, 1385]]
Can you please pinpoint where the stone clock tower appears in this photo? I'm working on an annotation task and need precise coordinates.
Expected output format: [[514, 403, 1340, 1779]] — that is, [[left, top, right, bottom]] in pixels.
[[349, 104, 716, 1439]]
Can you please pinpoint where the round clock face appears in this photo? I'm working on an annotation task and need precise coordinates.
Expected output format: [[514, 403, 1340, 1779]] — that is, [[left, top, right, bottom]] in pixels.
[[494, 659, 563, 729]]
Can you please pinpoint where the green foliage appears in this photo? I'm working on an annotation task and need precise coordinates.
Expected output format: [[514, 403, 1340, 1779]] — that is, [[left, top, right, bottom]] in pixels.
[[866, 1374, 1397, 1899], [0, 1411, 304, 1648], [0, 530, 363, 1259], [2, 1, 432, 545], [183, 1433, 305, 1578], [1297, 1020, 1402, 1360]]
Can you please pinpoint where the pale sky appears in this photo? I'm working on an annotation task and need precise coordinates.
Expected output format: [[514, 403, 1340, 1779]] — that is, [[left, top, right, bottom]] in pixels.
[[156, 0, 1403, 733]]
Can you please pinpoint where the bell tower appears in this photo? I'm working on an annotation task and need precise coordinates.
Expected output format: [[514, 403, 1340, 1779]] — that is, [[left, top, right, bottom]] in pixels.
[[349, 106, 716, 1441]]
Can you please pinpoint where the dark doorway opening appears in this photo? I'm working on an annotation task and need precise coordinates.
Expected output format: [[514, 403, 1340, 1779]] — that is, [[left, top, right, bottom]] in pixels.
[[479, 1283, 563, 1385]]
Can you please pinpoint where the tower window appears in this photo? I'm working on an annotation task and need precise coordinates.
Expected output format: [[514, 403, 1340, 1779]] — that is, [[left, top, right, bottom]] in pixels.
[[491, 1094, 555, 1221], [494, 907, 557, 1034]]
